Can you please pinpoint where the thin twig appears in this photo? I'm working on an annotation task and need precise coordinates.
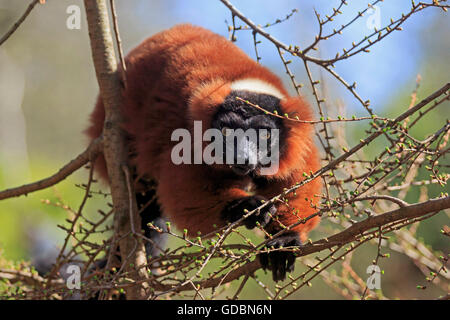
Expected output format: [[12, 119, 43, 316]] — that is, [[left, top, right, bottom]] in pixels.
[[0, 0, 41, 46]]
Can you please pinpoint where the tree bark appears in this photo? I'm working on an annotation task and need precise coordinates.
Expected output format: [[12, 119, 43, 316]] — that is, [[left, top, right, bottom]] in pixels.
[[83, 0, 148, 299]]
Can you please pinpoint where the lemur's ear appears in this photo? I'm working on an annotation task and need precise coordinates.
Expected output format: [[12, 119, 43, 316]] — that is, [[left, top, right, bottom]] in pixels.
[[280, 96, 313, 122], [188, 80, 232, 128], [273, 96, 315, 179]]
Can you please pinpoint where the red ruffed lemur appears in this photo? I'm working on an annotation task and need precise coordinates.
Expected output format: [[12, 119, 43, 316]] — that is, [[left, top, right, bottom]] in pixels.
[[86, 24, 321, 281]]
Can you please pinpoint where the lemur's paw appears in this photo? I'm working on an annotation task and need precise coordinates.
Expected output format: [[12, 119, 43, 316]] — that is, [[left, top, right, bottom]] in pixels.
[[259, 232, 301, 282], [222, 195, 276, 229]]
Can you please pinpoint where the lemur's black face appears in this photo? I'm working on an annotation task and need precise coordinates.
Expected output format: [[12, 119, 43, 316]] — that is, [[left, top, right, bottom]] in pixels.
[[211, 90, 286, 176]]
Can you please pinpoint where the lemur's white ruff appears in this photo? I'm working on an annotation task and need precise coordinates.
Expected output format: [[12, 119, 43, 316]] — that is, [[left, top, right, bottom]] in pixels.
[[231, 78, 285, 100]]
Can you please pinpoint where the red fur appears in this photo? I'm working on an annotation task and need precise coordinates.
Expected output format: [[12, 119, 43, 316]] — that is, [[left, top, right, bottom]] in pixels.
[[86, 24, 321, 240]]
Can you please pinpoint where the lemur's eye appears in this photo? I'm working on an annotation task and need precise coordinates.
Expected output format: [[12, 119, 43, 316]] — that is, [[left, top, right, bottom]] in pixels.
[[260, 130, 271, 140], [221, 127, 232, 136]]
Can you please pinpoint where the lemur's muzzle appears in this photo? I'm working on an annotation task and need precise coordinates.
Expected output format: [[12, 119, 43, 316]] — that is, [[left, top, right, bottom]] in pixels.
[[229, 136, 258, 176]]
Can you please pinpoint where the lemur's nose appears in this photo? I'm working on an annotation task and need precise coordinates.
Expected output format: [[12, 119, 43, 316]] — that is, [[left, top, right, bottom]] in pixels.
[[235, 136, 257, 164]]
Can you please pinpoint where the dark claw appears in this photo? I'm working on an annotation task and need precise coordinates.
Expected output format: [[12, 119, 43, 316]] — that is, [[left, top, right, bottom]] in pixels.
[[221, 195, 275, 229], [259, 232, 302, 282]]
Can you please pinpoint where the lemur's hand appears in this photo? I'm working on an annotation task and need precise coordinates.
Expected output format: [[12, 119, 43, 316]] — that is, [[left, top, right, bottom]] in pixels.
[[259, 232, 302, 282], [222, 195, 276, 229]]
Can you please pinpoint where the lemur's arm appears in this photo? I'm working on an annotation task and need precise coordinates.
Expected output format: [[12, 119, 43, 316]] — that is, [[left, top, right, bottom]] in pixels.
[[157, 154, 276, 237], [255, 171, 322, 281]]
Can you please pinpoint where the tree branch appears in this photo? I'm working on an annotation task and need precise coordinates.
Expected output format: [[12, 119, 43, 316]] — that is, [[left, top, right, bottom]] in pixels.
[[0, 138, 103, 201], [0, 0, 41, 46], [83, 0, 148, 300], [171, 196, 450, 291]]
